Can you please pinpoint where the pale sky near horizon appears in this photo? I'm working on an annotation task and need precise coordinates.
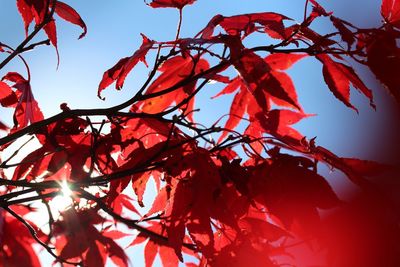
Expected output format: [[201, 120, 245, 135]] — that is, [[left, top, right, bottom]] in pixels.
[[1, 0, 399, 266]]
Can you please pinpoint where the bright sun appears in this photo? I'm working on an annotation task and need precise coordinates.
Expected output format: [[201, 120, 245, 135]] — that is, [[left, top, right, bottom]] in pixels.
[[50, 180, 73, 214]]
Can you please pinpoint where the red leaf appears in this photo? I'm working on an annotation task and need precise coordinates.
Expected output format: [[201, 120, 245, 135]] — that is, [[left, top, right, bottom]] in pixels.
[[199, 12, 291, 39], [145, 240, 158, 267], [0, 81, 18, 107], [110, 194, 140, 216], [99, 57, 129, 95], [256, 109, 313, 141], [128, 223, 180, 266], [244, 123, 265, 154], [366, 31, 400, 105], [218, 87, 250, 142], [234, 50, 301, 112], [114, 34, 153, 89], [186, 212, 214, 258], [197, 14, 224, 39], [105, 237, 129, 267], [317, 54, 374, 111], [147, 0, 196, 9], [53, 209, 128, 266], [98, 34, 154, 98], [41, 20, 60, 65], [140, 55, 209, 118], [16, 0, 34, 36], [2, 72, 44, 129], [166, 182, 190, 260], [146, 186, 168, 217], [47, 149, 68, 174], [30, 0, 46, 24], [269, 71, 302, 111], [2, 72, 26, 84], [163, 151, 220, 261], [341, 158, 392, 177], [309, 0, 331, 19], [120, 194, 141, 215], [249, 156, 341, 233], [330, 16, 355, 46], [0, 210, 41, 267], [58, 235, 88, 259], [382, 0, 400, 28], [16, 0, 46, 28], [158, 244, 180, 267], [309, 0, 355, 46], [131, 172, 151, 207], [264, 53, 307, 70], [211, 76, 241, 99], [216, 56, 303, 142], [128, 234, 148, 247], [103, 230, 132, 240], [85, 241, 106, 267], [55, 1, 87, 39]]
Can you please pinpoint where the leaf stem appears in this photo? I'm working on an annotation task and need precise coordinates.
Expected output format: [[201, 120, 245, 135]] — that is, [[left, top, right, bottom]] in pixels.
[[175, 8, 183, 41]]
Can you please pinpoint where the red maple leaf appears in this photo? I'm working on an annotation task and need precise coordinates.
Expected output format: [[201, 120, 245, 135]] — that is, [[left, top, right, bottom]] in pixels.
[[98, 34, 154, 98], [16, 0, 86, 64], [139, 55, 209, 121], [53, 208, 128, 266], [147, 0, 197, 9], [382, 0, 400, 28], [317, 54, 375, 111], [198, 12, 291, 39], [128, 222, 182, 267], [54, 1, 87, 39], [2, 72, 44, 129]]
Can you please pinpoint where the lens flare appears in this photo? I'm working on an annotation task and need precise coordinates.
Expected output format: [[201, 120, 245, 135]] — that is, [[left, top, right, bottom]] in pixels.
[[51, 180, 73, 213]]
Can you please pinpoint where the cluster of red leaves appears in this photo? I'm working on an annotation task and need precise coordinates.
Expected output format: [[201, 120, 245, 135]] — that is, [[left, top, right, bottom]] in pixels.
[[1, 0, 400, 267], [52, 208, 128, 266], [17, 0, 86, 62], [0, 73, 43, 130], [0, 206, 42, 267]]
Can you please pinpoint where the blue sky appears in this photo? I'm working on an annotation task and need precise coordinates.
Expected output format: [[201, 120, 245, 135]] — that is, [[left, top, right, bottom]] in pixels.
[[1, 0, 400, 266]]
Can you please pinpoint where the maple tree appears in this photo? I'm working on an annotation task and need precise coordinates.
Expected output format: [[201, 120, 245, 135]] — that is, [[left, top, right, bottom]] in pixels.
[[0, 0, 399, 266]]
